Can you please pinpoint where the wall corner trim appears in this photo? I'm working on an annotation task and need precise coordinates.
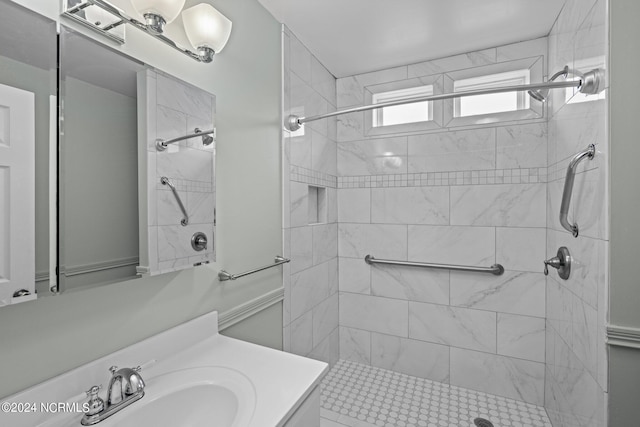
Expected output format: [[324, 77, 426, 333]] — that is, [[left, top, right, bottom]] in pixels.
[[218, 287, 284, 331], [607, 324, 640, 349]]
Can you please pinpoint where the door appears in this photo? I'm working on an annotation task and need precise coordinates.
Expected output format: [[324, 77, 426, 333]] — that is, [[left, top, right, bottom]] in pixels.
[[0, 83, 35, 305]]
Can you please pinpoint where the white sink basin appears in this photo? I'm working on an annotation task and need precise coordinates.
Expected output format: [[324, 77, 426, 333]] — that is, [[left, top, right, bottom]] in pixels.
[[98, 367, 256, 427]]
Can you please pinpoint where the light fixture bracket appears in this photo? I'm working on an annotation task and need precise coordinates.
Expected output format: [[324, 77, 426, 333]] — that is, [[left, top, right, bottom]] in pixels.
[[62, 0, 208, 63]]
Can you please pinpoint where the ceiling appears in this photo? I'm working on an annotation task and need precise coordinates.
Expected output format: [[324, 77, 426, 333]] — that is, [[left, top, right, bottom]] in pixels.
[[257, 0, 565, 78]]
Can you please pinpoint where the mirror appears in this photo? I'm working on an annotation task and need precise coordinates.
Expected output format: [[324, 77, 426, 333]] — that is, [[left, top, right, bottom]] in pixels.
[[58, 26, 216, 293], [0, 1, 56, 305], [0, 5, 217, 305]]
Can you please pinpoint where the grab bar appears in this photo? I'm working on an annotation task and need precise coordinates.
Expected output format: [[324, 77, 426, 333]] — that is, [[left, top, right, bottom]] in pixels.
[[160, 176, 188, 226], [364, 255, 504, 276], [218, 256, 291, 281], [559, 144, 595, 237]]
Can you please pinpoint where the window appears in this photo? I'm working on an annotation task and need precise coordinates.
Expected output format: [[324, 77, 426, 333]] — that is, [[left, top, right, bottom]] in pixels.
[[372, 85, 433, 127], [453, 69, 530, 117]]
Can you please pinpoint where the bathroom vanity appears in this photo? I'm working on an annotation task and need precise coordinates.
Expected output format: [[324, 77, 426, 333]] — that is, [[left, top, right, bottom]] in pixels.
[[0, 311, 327, 427]]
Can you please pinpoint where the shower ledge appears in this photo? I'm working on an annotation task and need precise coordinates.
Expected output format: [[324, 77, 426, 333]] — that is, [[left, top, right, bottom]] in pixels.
[[1, 311, 328, 427]]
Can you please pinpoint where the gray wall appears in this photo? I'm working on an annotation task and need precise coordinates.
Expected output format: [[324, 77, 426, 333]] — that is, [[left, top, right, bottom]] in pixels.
[[0, 0, 282, 399], [608, 0, 640, 425], [61, 77, 139, 289]]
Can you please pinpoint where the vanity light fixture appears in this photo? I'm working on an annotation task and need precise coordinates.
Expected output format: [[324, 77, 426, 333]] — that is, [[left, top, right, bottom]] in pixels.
[[130, 0, 186, 35], [63, 0, 232, 63]]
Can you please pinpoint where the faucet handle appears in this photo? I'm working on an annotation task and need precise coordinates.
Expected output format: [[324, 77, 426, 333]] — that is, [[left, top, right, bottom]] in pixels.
[[84, 385, 104, 416], [109, 366, 118, 376]]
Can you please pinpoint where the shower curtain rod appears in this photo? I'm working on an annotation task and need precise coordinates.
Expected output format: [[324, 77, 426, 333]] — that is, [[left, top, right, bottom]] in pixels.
[[285, 67, 604, 131]]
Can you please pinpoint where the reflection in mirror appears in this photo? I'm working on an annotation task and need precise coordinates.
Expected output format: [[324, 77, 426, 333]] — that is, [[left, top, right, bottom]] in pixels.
[[59, 27, 145, 292], [58, 26, 217, 292], [0, 1, 56, 306]]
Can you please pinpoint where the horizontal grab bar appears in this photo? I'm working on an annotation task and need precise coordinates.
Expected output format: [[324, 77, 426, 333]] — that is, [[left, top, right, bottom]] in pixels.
[[156, 128, 215, 151], [218, 256, 291, 281], [364, 255, 504, 276], [559, 144, 596, 237]]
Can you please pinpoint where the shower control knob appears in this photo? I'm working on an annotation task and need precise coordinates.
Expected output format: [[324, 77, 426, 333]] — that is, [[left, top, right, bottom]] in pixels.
[[191, 232, 208, 251], [543, 246, 571, 280]]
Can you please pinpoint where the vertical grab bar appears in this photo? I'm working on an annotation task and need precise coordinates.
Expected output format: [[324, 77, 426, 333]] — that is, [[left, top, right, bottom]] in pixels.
[[160, 177, 189, 226], [559, 144, 596, 237]]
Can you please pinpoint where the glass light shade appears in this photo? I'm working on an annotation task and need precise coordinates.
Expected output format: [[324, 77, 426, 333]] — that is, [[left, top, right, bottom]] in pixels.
[[182, 3, 232, 53], [130, 0, 186, 24]]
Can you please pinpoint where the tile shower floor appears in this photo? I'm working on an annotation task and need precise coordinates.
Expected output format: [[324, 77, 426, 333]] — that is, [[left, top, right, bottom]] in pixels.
[[320, 360, 551, 427]]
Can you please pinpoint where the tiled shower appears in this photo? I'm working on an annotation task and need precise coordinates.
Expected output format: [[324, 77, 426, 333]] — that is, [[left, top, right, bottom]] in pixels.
[[282, 0, 607, 425]]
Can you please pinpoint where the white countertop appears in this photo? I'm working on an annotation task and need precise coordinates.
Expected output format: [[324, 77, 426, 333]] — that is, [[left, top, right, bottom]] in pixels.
[[0, 311, 328, 427]]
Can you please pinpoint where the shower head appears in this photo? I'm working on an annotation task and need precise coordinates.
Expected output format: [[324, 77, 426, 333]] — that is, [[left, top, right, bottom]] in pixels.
[[202, 134, 214, 146], [528, 65, 570, 102], [195, 128, 214, 146]]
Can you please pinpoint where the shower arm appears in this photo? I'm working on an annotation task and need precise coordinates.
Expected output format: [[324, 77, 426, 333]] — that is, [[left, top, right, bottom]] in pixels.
[[285, 67, 604, 131], [156, 128, 214, 151]]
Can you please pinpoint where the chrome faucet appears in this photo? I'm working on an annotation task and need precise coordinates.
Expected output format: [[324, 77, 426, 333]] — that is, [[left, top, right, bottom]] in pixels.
[[81, 366, 145, 425]]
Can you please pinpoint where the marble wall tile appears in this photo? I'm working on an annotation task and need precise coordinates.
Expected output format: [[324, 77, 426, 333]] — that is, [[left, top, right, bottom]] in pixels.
[[157, 224, 213, 261], [311, 130, 337, 176], [290, 310, 313, 356], [450, 348, 545, 405], [370, 187, 449, 225], [337, 189, 371, 223], [450, 271, 545, 318], [340, 293, 408, 337], [338, 257, 370, 295], [496, 227, 546, 272], [290, 226, 312, 274], [408, 225, 495, 266], [156, 105, 187, 144], [328, 258, 338, 295], [312, 223, 337, 265], [339, 223, 407, 259], [187, 192, 215, 224], [336, 111, 364, 142], [571, 166, 608, 241], [572, 296, 598, 382], [289, 33, 312, 83], [370, 333, 450, 383], [313, 294, 339, 348], [309, 327, 339, 366], [337, 66, 408, 108], [496, 37, 547, 63], [338, 137, 408, 176], [408, 128, 495, 173], [156, 148, 213, 183], [327, 188, 338, 224], [157, 189, 186, 226], [496, 123, 548, 169], [290, 181, 309, 228], [497, 314, 545, 363], [290, 73, 329, 136], [547, 276, 574, 349], [409, 302, 497, 353], [407, 48, 496, 78], [291, 261, 330, 320], [336, 76, 364, 108], [371, 264, 449, 305], [450, 184, 546, 227], [552, 100, 606, 164], [311, 56, 337, 107], [156, 73, 213, 121], [340, 326, 371, 365], [289, 134, 312, 170]]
